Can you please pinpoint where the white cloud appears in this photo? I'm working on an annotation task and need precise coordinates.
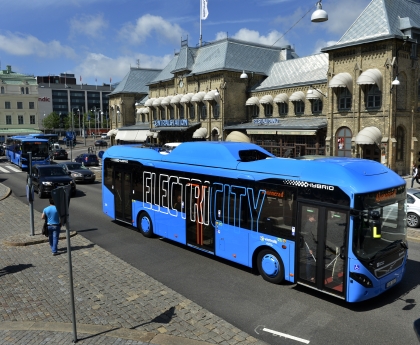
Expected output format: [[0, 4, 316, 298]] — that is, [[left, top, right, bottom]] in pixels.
[[312, 40, 337, 54], [119, 14, 186, 45], [69, 13, 108, 38], [75, 52, 172, 82], [216, 28, 290, 47], [0, 32, 75, 58]]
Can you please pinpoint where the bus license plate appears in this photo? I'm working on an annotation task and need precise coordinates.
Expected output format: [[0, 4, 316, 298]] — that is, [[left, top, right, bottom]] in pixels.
[[386, 278, 396, 289]]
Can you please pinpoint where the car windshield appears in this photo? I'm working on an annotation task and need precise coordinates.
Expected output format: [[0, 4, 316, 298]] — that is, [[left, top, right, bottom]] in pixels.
[[66, 163, 86, 170], [39, 167, 66, 176]]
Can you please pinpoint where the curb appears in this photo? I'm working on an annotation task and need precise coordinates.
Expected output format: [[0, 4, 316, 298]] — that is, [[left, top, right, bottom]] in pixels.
[[3, 230, 78, 247]]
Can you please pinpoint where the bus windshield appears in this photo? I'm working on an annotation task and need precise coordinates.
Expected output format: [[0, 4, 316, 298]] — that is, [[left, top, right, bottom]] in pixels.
[[22, 142, 49, 157], [353, 188, 406, 260]]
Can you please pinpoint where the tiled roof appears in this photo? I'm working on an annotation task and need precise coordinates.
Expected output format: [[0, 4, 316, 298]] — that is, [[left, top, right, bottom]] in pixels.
[[327, 0, 420, 49], [254, 53, 328, 91], [109, 68, 161, 95]]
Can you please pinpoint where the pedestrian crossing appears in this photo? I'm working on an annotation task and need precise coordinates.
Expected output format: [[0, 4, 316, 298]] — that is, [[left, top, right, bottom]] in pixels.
[[0, 164, 23, 173]]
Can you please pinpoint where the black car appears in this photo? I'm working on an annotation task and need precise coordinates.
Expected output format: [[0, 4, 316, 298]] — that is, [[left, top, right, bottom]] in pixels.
[[94, 140, 108, 147], [31, 164, 76, 198], [57, 162, 96, 183], [74, 153, 99, 166], [52, 149, 68, 160]]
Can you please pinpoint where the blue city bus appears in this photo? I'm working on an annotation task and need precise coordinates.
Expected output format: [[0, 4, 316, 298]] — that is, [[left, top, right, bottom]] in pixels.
[[101, 142, 408, 302], [5, 136, 50, 169], [27, 133, 59, 149]]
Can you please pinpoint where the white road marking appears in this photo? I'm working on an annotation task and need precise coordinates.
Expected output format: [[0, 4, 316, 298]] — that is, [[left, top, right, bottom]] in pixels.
[[0, 166, 9, 173], [6, 165, 21, 172], [262, 328, 310, 344]]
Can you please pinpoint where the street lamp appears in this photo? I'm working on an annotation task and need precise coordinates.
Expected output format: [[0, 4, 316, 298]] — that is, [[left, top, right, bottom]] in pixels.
[[43, 113, 46, 134]]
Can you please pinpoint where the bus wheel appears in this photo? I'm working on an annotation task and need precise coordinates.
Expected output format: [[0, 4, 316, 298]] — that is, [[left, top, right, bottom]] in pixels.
[[137, 212, 154, 238], [257, 249, 284, 284], [407, 213, 420, 228]]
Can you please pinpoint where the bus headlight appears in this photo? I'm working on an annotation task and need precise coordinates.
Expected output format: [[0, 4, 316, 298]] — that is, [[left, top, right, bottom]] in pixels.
[[349, 272, 373, 288]]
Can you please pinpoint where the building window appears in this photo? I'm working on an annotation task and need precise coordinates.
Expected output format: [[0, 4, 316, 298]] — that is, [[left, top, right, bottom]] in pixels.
[[338, 88, 352, 110], [198, 102, 207, 120], [213, 102, 220, 119], [189, 103, 195, 119], [168, 105, 174, 119], [17, 102, 23, 109], [293, 101, 305, 115], [29, 102, 35, 109], [366, 84, 381, 109], [396, 126, 405, 161], [26, 87, 29, 94], [311, 99, 323, 114], [5, 101, 10, 109], [277, 102, 288, 115], [179, 105, 184, 119], [30, 115, 35, 124], [6, 115, 11, 124], [152, 108, 157, 120], [263, 103, 273, 117], [18, 115, 24, 124], [21, 87, 24, 94], [1, 87, 4, 94], [160, 107, 165, 120], [336, 127, 352, 157], [248, 105, 259, 118]]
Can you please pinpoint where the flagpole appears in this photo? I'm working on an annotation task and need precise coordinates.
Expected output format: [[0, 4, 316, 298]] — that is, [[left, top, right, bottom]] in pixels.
[[199, 0, 202, 47]]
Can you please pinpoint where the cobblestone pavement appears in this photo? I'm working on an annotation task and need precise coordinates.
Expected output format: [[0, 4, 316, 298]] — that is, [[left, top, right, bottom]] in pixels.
[[0, 183, 265, 345]]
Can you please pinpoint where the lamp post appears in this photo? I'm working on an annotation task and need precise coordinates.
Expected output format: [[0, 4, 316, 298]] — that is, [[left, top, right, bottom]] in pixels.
[[43, 113, 46, 134]]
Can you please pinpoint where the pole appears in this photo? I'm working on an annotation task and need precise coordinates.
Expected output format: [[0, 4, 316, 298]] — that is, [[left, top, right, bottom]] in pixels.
[[83, 106, 86, 146], [199, 0, 202, 47], [28, 153, 34, 236]]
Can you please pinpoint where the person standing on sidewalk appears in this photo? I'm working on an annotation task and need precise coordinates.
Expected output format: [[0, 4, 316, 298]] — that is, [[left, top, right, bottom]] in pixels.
[[41, 198, 62, 255], [412, 163, 418, 188]]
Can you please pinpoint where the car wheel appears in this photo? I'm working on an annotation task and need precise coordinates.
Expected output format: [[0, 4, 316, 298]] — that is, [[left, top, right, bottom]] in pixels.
[[407, 212, 420, 228], [38, 185, 44, 199], [137, 212, 154, 238], [257, 249, 284, 284]]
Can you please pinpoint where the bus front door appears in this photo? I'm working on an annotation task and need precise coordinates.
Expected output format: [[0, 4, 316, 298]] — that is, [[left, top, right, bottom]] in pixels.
[[114, 169, 133, 224], [297, 203, 346, 298]]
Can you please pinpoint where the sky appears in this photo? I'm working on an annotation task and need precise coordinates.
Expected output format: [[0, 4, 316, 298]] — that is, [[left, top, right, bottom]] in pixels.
[[0, 0, 372, 86]]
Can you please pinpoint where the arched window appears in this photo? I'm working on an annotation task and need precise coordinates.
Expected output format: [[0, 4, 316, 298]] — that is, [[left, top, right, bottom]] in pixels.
[[365, 85, 381, 109], [152, 108, 157, 120], [21, 87, 24, 94], [160, 107, 165, 120], [188, 103, 195, 119], [336, 127, 352, 157], [311, 99, 323, 114], [212, 102, 220, 119], [168, 105, 174, 119], [277, 103, 288, 116], [248, 105, 259, 118], [199, 102, 207, 120], [293, 101, 305, 115], [1, 86, 4, 94], [396, 126, 405, 161], [338, 88, 352, 110], [178, 105, 184, 119], [263, 103, 273, 117], [26, 87, 29, 94]]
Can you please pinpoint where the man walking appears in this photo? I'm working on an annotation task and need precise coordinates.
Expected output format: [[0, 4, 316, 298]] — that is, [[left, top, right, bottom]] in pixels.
[[41, 198, 62, 255], [412, 163, 418, 188]]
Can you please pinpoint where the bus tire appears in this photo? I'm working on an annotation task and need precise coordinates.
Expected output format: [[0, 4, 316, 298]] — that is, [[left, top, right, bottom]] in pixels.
[[257, 249, 284, 284], [137, 212, 154, 238]]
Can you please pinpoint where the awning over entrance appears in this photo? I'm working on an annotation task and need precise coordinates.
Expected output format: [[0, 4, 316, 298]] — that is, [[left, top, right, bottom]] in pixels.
[[246, 96, 260, 106], [115, 130, 149, 142], [226, 131, 251, 143], [273, 93, 288, 103], [204, 90, 217, 101], [180, 93, 195, 104], [170, 94, 184, 105], [192, 127, 207, 138], [144, 98, 155, 107], [355, 126, 382, 145], [161, 96, 173, 106], [329, 72, 352, 90], [289, 91, 306, 102], [107, 129, 118, 136], [356, 68, 382, 90], [260, 95, 273, 105], [191, 91, 206, 103], [135, 130, 149, 142], [152, 97, 165, 107], [141, 107, 149, 114], [306, 89, 324, 100]]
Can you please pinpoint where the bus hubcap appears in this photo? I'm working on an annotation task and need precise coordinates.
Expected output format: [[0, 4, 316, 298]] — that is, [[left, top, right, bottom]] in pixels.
[[141, 217, 150, 232], [261, 254, 279, 277]]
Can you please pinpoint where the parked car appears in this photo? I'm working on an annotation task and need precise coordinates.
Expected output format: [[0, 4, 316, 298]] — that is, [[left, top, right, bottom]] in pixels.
[[30, 164, 76, 198], [74, 153, 99, 166], [94, 140, 108, 147], [52, 149, 68, 160], [101, 134, 108, 139], [57, 162, 96, 183], [407, 188, 420, 228]]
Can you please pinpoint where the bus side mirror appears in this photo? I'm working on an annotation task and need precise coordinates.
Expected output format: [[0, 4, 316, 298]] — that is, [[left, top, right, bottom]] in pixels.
[[370, 211, 382, 239]]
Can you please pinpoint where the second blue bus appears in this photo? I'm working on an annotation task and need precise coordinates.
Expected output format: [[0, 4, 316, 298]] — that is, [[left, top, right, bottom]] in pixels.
[[5, 136, 50, 169], [101, 141, 408, 303]]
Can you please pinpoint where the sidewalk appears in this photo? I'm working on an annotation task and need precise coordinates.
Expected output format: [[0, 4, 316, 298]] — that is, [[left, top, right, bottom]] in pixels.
[[0, 183, 265, 345]]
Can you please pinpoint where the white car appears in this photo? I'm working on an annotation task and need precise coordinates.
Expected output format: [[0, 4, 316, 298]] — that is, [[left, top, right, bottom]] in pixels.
[[101, 134, 108, 139], [407, 188, 420, 228]]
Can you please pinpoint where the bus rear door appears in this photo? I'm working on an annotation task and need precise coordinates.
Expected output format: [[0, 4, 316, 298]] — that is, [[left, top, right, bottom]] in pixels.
[[113, 168, 133, 224], [297, 203, 347, 298]]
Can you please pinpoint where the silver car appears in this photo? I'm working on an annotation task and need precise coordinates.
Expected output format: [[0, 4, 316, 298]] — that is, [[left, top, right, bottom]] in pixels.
[[57, 162, 96, 184], [407, 188, 420, 228]]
